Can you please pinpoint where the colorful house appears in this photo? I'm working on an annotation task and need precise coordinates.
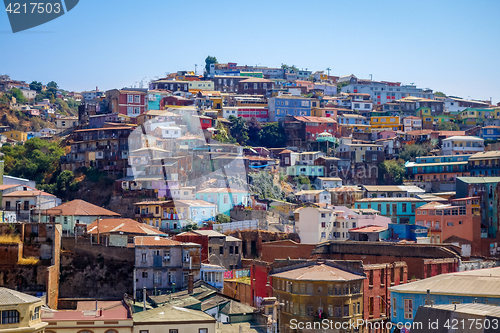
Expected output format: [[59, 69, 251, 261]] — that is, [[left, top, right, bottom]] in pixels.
[[415, 198, 481, 255], [468, 151, 500, 177], [389, 268, 500, 329], [3, 130, 28, 142], [481, 125, 500, 140], [354, 198, 427, 224], [405, 155, 470, 182], [370, 116, 402, 131], [195, 188, 251, 216], [286, 165, 325, 177]]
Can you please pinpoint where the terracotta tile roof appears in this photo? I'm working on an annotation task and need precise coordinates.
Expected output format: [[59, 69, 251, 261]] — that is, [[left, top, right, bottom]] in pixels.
[[45, 199, 120, 217], [271, 263, 365, 282], [293, 116, 337, 123], [239, 78, 272, 83], [134, 236, 185, 247], [3, 190, 55, 197], [349, 225, 388, 233], [73, 127, 133, 132], [0, 184, 22, 191], [87, 219, 163, 235]]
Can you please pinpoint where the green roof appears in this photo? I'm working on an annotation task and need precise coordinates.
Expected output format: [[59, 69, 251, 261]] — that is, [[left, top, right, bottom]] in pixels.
[[457, 177, 500, 184]]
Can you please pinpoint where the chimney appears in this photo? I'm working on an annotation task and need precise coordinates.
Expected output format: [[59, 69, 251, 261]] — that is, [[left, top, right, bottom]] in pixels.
[[426, 289, 430, 305], [94, 300, 97, 311], [188, 257, 194, 294], [99, 308, 103, 316], [143, 286, 147, 311]]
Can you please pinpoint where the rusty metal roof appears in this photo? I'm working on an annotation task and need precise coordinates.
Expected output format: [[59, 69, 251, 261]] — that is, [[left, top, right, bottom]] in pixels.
[[45, 199, 120, 216]]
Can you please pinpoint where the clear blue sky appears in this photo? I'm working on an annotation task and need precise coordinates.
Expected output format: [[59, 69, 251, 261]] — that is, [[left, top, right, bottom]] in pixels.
[[1, 0, 499, 102]]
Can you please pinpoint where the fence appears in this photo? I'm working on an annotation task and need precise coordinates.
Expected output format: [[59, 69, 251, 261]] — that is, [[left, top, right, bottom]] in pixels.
[[213, 220, 259, 233]]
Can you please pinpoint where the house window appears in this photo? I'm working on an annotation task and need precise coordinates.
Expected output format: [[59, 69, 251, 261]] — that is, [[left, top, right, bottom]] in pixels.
[[134, 95, 140, 103], [393, 297, 397, 317], [163, 250, 170, 262], [153, 271, 161, 284], [404, 299, 413, 319], [223, 195, 229, 204], [141, 253, 147, 262], [1, 310, 20, 324], [170, 330, 179, 333], [5, 201, 10, 210], [135, 107, 140, 114], [127, 95, 133, 103], [219, 247, 224, 255], [31, 306, 40, 320], [183, 251, 190, 262]]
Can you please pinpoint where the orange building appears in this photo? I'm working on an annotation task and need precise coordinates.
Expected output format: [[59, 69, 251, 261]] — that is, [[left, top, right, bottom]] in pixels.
[[415, 197, 481, 256]]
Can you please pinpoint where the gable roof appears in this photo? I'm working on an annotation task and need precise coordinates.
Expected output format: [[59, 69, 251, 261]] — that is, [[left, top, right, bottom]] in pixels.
[[87, 219, 163, 235], [45, 199, 120, 217], [133, 304, 216, 323], [133, 236, 198, 247], [3, 190, 55, 197]]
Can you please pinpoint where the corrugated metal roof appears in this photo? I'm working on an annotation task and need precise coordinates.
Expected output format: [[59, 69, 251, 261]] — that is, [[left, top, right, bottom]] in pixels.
[[457, 176, 500, 184], [0, 288, 42, 305], [390, 268, 500, 296], [3, 190, 55, 197]]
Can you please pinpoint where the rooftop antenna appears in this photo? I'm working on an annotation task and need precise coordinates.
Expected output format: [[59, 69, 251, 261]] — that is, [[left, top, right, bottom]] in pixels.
[[369, 74, 373, 81], [195, 64, 198, 75], [326, 67, 331, 76]]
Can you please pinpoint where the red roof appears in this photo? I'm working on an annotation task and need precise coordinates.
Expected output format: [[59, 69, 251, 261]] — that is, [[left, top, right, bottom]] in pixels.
[[45, 199, 120, 217], [87, 218, 163, 235], [3, 190, 55, 197], [349, 225, 388, 233], [294, 116, 337, 123], [42, 300, 131, 321]]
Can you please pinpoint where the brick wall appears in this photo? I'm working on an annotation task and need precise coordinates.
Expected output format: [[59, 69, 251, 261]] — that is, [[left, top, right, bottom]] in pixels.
[[0, 243, 22, 264], [223, 280, 253, 306], [260, 240, 316, 262]]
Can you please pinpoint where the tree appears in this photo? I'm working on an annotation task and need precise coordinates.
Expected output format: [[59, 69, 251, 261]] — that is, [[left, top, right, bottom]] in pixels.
[[378, 160, 405, 185], [399, 143, 432, 162], [29, 81, 43, 93], [249, 171, 285, 201], [216, 213, 231, 224], [337, 81, 350, 93], [259, 122, 286, 148], [213, 121, 236, 144], [434, 91, 446, 97], [228, 115, 249, 145], [1, 138, 65, 184], [205, 56, 218, 75], [281, 64, 298, 72], [10, 88, 26, 104], [47, 81, 58, 89], [438, 122, 459, 131], [246, 117, 262, 146]]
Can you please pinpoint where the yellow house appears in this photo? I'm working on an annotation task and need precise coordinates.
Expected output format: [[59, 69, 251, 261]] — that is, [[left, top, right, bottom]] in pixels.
[[134, 200, 165, 227], [271, 262, 365, 332], [3, 130, 28, 142], [370, 116, 402, 131], [0, 288, 47, 333]]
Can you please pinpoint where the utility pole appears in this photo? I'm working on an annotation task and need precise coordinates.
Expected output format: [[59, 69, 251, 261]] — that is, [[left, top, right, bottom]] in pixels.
[[369, 74, 373, 81], [195, 64, 198, 75], [326, 67, 331, 76]]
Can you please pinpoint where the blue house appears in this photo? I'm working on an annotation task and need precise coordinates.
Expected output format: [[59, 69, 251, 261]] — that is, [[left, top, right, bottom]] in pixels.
[[286, 165, 324, 177], [354, 198, 428, 224], [147, 90, 171, 110], [482, 126, 500, 140], [388, 223, 428, 241], [195, 188, 251, 216], [268, 96, 311, 121], [162, 199, 217, 230], [390, 268, 500, 329]]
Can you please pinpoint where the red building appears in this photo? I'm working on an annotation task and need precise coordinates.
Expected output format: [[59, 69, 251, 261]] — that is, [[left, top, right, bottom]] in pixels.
[[160, 95, 195, 108], [293, 116, 338, 140], [106, 89, 147, 118], [363, 262, 407, 330], [173, 231, 209, 263], [223, 106, 269, 121]]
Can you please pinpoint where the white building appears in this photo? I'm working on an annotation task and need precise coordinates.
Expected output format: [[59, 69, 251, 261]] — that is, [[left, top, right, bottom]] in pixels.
[[294, 190, 331, 204], [403, 116, 422, 132], [297, 151, 325, 165], [441, 136, 484, 155], [2, 190, 61, 221], [314, 177, 342, 190], [295, 206, 360, 244], [200, 263, 225, 290], [314, 83, 337, 96], [154, 126, 182, 139]]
